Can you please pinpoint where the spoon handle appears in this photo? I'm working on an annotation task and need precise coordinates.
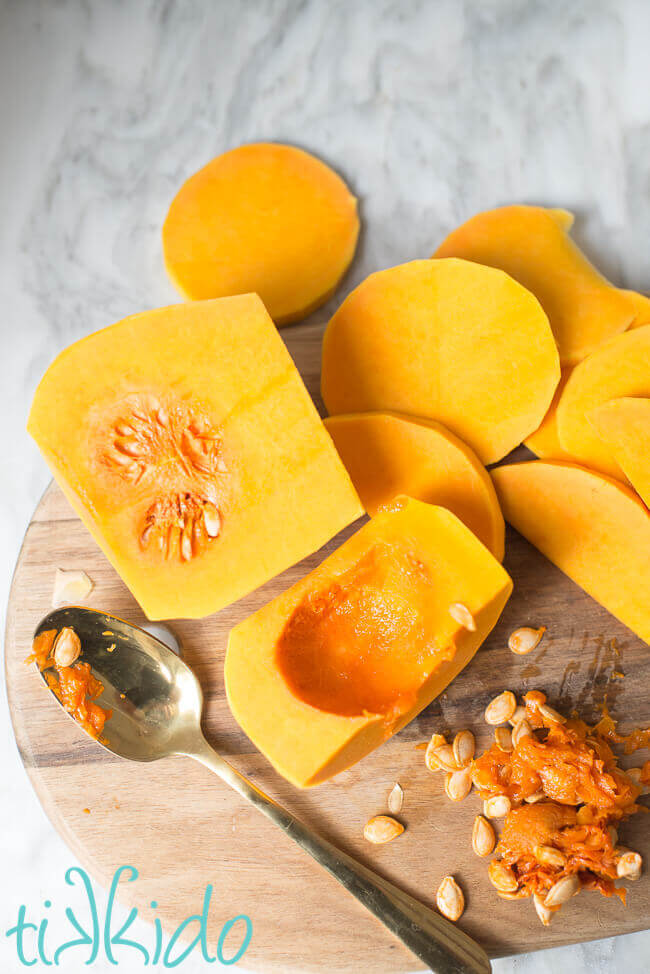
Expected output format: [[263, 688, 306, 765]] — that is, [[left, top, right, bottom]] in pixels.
[[189, 736, 490, 974]]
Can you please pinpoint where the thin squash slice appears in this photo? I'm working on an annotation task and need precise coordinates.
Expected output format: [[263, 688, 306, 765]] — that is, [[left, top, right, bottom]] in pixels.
[[524, 368, 575, 461], [226, 496, 512, 787], [434, 206, 636, 366], [590, 398, 650, 508], [324, 411, 504, 558], [163, 143, 359, 324], [321, 258, 560, 465], [492, 461, 650, 643], [556, 325, 650, 479], [624, 289, 650, 329], [28, 295, 363, 620]]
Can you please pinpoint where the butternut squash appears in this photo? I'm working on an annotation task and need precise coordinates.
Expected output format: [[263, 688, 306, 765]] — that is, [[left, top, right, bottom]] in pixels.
[[162, 143, 359, 324], [556, 325, 650, 479], [492, 461, 650, 643], [324, 412, 504, 558], [28, 295, 363, 620], [524, 368, 574, 461], [434, 206, 637, 366], [590, 398, 650, 508], [321, 259, 560, 465], [225, 497, 512, 787], [624, 289, 650, 329]]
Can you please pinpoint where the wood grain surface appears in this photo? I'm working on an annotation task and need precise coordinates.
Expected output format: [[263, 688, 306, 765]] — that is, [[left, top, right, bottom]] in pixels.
[[5, 321, 650, 972]]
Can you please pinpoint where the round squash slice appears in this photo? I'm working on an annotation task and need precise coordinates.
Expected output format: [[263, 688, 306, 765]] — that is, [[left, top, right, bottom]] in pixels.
[[324, 411, 504, 558], [162, 143, 359, 325], [556, 325, 650, 479], [321, 259, 560, 465], [434, 206, 637, 366]]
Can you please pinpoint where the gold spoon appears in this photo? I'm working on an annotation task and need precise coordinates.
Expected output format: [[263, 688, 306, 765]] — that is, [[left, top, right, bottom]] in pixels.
[[34, 605, 491, 974]]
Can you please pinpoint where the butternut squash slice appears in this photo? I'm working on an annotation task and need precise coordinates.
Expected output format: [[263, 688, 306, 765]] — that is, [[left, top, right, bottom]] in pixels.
[[556, 325, 650, 479], [324, 412, 504, 559], [225, 497, 512, 787], [28, 295, 363, 620], [492, 461, 650, 643], [624, 289, 650, 329], [590, 398, 650, 508], [524, 368, 575, 461], [321, 259, 560, 465], [162, 143, 359, 324], [433, 206, 637, 366]]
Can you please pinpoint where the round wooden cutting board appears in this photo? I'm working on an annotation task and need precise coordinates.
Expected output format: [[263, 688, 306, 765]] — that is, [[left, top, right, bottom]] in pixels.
[[6, 322, 650, 972]]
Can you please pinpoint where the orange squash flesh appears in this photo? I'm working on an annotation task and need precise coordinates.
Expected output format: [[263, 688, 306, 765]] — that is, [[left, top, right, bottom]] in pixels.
[[492, 460, 650, 643], [590, 397, 650, 508], [162, 143, 359, 325], [623, 289, 650, 329], [324, 412, 504, 559], [556, 324, 650, 479], [523, 368, 574, 460], [225, 497, 512, 787], [321, 258, 560, 465], [434, 206, 636, 366], [28, 295, 363, 620]]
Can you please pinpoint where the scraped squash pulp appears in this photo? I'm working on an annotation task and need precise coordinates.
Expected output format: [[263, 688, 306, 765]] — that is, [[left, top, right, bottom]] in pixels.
[[321, 259, 560, 465], [28, 296, 363, 620], [225, 497, 512, 787]]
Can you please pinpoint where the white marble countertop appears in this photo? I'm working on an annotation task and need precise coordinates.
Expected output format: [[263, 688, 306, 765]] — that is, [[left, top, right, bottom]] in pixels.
[[2, 1, 650, 971]]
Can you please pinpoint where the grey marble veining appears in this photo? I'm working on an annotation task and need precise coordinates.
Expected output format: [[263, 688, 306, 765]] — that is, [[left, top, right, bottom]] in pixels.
[[2, 1, 650, 971]]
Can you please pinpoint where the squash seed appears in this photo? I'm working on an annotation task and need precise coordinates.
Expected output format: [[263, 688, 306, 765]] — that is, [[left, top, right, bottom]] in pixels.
[[488, 859, 518, 893], [533, 892, 555, 926], [53, 627, 82, 667], [432, 744, 459, 773], [535, 845, 566, 868], [483, 794, 511, 818], [512, 719, 534, 748], [617, 851, 642, 880], [509, 705, 527, 726], [436, 875, 465, 921], [524, 789, 546, 804], [448, 602, 476, 631], [387, 783, 404, 815], [508, 626, 546, 655], [538, 702, 566, 725], [444, 767, 472, 801], [472, 815, 496, 857], [363, 815, 404, 844], [626, 767, 650, 796], [494, 726, 513, 752], [425, 733, 447, 772], [545, 874, 580, 906], [452, 730, 475, 768], [485, 690, 517, 725]]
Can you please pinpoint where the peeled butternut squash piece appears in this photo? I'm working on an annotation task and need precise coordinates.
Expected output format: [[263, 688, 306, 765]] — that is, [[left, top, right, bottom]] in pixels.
[[556, 325, 650, 479], [324, 412, 504, 559], [624, 290, 650, 329], [524, 368, 575, 461], [321, 259, 560, 465], [225, 497, 512, 787], [492, 461, 650, 643], [28, 296, 363, 620], [162, 143, 359, 325], [590, 398, 650, 508], [434, 206, 636, 366]]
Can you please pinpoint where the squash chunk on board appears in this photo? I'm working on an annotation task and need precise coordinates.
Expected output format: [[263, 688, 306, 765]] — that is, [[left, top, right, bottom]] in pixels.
[[321, 258, 560, 465], [163, 143, 359, 325], [590, 398, 650, 508], [324, 411, 505, 559], [28, 296, 363, 620], [433, 206, 636, 366], [556, 325, 650, 479], [226, 497, 512, 787], [492, 461, 650, 643]]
